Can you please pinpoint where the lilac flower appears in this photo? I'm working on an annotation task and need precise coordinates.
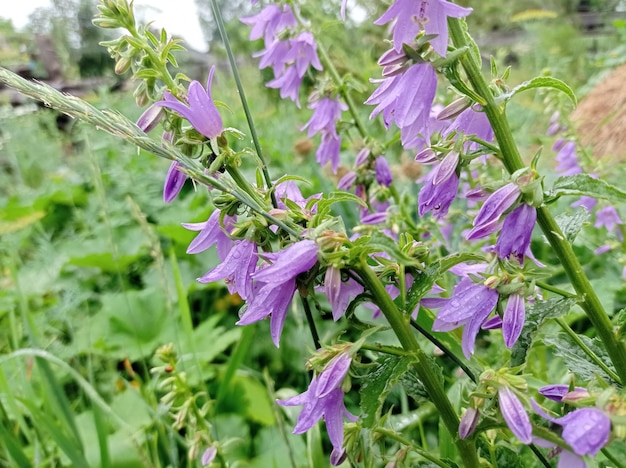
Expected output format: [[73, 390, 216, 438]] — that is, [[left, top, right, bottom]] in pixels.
[[302, 96, 347, 138], [571, 195, 597, 212], [554, 140, 582, 176], [595, 206, 623, 233], [163, 161, 187, 203], [375, 156, 393, 186], [198, 240, 258, 300], [531, 401, 610, 457], [418, 169, 460, 219], [237, 240, 319, 346], [241, 4, 296, 47], [494, 203, 537, 262], [324, 266, 364, 321], [442, 106, 494, 151], [374, 0, 472, 56], [338, 171, 357, 191], [538, 384, 588, 402], [432, 151, 459, 185], [366, 62, 437, 148], [182, 210, 235, 260], [499, 387, 532, 444], [459, 407, 480, 439], [431, 278, 499, 358], [277, 353, 357, 465], [466, 183, 521, 240], [256, 39, 292, 76], [502, 293, 525, 348], [156, 66, 223, 140], [136, 103, 164, 133], [316, 133, 342, 173]]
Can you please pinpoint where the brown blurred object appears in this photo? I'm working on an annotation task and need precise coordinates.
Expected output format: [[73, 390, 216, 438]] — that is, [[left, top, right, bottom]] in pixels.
[[572, 64, 626, 161]]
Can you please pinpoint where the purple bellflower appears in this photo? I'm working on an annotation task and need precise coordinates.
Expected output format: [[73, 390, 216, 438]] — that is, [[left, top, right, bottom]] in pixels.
[[499, 387, 532, 444], [532, 401, 611, 457], [156, 66, 223, 140], [237, 239, 319, 346], [163, 161, 187, 203], [302, 96, 346, 138], [554, 140, 582, 176], [595, 206, 623, 233], [375, 156, 393, 186], [502, 293, 525, 348], [182, 210, 235, 261], [198, 240, 258, 300], [374, 0, 472, 56], [136, 103, 164, 133], [418, 168, 460, 219], [324, 266, 364, 321], [240, 4, 296, 47], [366, 62, 437, 149], [442, 106, 494, 151], [459, 407, 480, 439], [494, 203, 537, 262], [466, 183, 521, 240], [538, 385, 589, 402], [431, 278, 499, 358], [277, 353, 357, 465]]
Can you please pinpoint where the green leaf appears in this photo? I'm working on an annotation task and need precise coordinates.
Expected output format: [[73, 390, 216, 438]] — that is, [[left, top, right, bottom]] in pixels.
[[554, 207, 590, 243], [367, 232, 420, 266], [229, 374, 276, 425], [549, 174, 626, 202], [438, 253, 486, 274], [360, 355, 415, 427], [502, 76, 577, 106], [401, 355, 444, 403], [543, 332, 617, 382], [510, 297, 577, 367], [405, 265, 438, 316]]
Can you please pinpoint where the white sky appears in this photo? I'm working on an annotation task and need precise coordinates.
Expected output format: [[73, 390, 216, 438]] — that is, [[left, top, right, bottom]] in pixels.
[[1, 0, 208, 51]]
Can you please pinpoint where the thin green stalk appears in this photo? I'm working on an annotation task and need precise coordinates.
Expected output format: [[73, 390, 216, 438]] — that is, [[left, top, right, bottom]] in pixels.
[[356, 260, 479, 467], [209, 0, 277, 207], [374, 428, 451, 468], [360, 343, 412, 357], [535, 281, 576, 298], [447, 18, 626, 385], [602, 447, 626, 468], [555, 318, 620, 382], [300, 295, 321, 350]]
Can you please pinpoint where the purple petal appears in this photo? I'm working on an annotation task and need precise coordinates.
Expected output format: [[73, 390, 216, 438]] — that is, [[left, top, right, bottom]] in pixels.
[[499, 387, 532, 444]]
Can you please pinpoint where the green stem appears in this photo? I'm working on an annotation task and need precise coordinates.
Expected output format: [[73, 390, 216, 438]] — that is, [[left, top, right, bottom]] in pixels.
[[226, 165, 266, 207], [535, 281, 576, 298], [356, 260, 479, 467], [448, 18, 626, 386], [555, 318, 621, 382], [373, 428, 451, 468], [360, 343, 411, 357], [300, 295, 321, 350], [209, 0, 277, 208]]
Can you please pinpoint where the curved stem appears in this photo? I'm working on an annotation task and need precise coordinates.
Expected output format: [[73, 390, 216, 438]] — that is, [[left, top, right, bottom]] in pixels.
[[356, 260, 479, 467], [448, 18, 626, 385]]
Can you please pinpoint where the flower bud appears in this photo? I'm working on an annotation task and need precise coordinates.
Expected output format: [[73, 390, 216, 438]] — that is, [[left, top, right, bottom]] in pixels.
[[437, 96, 471, 121], [459, 407, 480, 439]]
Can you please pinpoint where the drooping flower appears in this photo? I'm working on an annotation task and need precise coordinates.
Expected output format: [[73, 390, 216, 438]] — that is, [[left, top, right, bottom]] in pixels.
[[442, 106, 494, 151], [375, 156, 393, 186], [240, 4, 297, 47], [418, 168, 460, 219], [502, 293, 525, 348], [366, 62, 437, 148], [136, 103, 164, 133], [554, 140, 582, 176], [374, 0, 472, 56], [303, 96, 347, 138], [163, 161, 187, 203], [182, 210, 235, 260], [595, 205, 623, 233], [324, 266, 364, 321], [538, 385, 589, 402], [316, 133, 342, 173], [499, 387, 532, 444], [156, 66, 223, 140], [494, 203, 537, 262], [431, 278, 499, 358], [459, 407, 480, 439], [531, 401, 611, 457], [237, 240, 319, 346], [466, 183, 521, 240], [277, 353, 357, 465], [197, 240, 258, 300]]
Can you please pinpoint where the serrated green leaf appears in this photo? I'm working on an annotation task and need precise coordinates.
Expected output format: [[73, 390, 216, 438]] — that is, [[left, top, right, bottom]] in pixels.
[[549, 174, 626, 202], [401, 355, 444, 403], [503, 76, 577, 106], [510, 297, 577, 367], [554, 207, 590, 243], [360, 355, 415, 427], [543, 332, 617, 382], [405, 265, 438, 315], [368, 232, 420, 266]]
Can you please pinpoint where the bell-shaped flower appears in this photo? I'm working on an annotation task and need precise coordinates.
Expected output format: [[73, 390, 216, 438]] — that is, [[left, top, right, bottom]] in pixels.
[[374, 0, 472, 56], [466, 183, 521, 240], [418, 168, 460, 219], [156, 66, 223, 140], [442, 106, 494, 151], [324, 266, 364, 321], [375, 156, 393, 187], [277, 353, 357, 466], [237, 240, 319, 346], [316, 132, 342, 173], [240, 4, 296, 47], [595, 206, 623, 233], [163, 161, 187, 203], [182, 209, 235, 260], [499, 387, 532, 444], [502, 293, 525, 348], [302, 96, 346, 138], [495, 203, 537, 262], [538, 384, 589, 402]]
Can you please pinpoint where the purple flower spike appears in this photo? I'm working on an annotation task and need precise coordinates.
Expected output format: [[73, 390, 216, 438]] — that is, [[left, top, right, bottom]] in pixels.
[[502, 293, 525, 348], [466, 183, 521, 240], [495, 204, 537, 262], [375, 156, 393, 186], [163, 161, 187, 203], [418, 169, 460, 219], [531, 401, 610, 456], [499, 387, 532, 444], [277, 353, 357, 465], [197, 240, 258, 300], [156, 66, 223, 140], [538, 384, 588, 402], [374, 0, 472, 56], [238, 240, 319, 346]]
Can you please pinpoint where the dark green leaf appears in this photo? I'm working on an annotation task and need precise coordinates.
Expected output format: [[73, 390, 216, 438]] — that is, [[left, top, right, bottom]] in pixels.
[[405, 265, 439, 315], [360, 355, 415, 427], [510, 297, 577, 367], [401, 355, 444, 403], [549, 174, 626, 202], [554, 208, 590, 243]]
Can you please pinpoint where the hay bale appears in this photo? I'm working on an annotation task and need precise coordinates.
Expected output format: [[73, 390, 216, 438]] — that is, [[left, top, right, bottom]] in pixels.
[[572, 64, 626, 161]]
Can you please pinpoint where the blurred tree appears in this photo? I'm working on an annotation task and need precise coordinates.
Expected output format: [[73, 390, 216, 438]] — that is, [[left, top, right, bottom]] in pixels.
[[76, 0, 113, 77]]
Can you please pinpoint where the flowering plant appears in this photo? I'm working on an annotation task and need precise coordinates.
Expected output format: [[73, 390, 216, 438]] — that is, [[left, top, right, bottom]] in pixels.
[[2, 0, 626, 466]]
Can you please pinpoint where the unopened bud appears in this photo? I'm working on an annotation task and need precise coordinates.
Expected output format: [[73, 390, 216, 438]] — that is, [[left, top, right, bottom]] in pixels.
[[437, 97, 471, 121], [115, 55, 132, 75], [459, 407, 480, 439]]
